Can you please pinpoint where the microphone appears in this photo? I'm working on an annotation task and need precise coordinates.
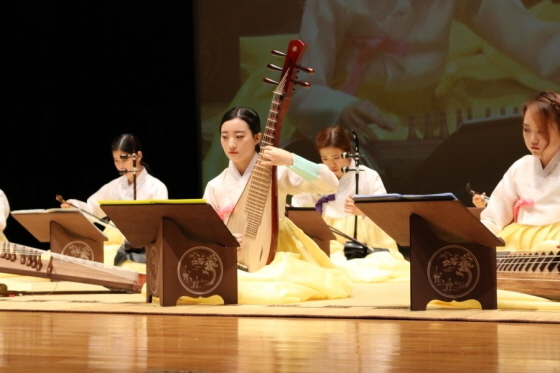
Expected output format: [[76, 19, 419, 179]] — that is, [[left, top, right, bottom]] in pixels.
[[118, 168, 139, 176], [341, 166, 358, 173], [341, 152, 361, 160]]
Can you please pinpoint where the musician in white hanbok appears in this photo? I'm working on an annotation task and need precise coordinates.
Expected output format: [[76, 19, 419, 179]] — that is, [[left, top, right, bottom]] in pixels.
[[66, 166, 168, 220], [291, 126, 409, 283], [61, 133, 168, 266], [481, 91, 560, 252], [203, 107, 351, 303], [0, 189, 10, 241]]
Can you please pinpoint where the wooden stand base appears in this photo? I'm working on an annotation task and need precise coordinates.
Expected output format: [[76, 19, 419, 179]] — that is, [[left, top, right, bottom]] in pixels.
[[146, 218, 238, 307], [50, 222, 104, 263], [410, 214, 497, 311]]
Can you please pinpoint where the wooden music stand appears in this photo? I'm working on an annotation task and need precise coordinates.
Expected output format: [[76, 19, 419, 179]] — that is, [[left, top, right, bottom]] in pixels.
[[354, 194, 504, 311], [10, 209, 107, 263], [285, 206, 335, 256], [99, 199, 239, 307]]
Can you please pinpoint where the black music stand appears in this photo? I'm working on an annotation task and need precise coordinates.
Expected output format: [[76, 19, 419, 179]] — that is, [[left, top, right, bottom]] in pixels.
[[285, 206, 335, 256], [10, 209, 107, 263], [354, 194, 504, 311], [99, 199, 239, 307]]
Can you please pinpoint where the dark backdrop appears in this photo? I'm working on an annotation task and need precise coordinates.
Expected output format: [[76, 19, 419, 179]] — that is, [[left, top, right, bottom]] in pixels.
[[5, 1, 558, 249], [4, 2, 199, 248]]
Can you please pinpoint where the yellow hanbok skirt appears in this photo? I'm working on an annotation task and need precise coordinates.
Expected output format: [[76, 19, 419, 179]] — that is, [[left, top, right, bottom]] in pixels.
[[498, 222, 560, 253], [152, 217, 353, 305]]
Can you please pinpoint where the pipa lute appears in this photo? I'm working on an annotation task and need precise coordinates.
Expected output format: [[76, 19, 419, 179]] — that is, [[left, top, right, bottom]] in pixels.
[[227, 39, 313, 272]]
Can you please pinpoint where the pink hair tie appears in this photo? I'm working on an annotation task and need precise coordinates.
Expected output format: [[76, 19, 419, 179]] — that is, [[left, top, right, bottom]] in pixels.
[[513, 198, 534, 222]]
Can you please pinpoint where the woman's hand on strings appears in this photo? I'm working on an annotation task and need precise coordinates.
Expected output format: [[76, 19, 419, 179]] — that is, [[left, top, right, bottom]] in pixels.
[[344, 195, 365, 216], [259, 146, 294, 167]]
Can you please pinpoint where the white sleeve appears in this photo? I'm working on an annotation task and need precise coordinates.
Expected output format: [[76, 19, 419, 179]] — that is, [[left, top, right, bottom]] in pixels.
[[291, 192, 321, 208], [280, 161, 338, 197], [0, 190, 10, 231], [480, 164, 519, 235]]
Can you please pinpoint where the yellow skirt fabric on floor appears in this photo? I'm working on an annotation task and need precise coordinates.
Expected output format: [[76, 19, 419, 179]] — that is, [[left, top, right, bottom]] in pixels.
[[230, 218, 353, 304], [171, 252, 353, 305], [498, 222, 560, 253], [167, 218, 354, 305], [275, 216, 339, 269], [429, 289, 560, 311], [237, 252, 353, 304]]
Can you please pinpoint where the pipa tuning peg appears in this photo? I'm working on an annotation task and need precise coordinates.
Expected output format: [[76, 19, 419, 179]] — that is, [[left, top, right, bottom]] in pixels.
[[293, 80, 311, 88], [263, 77, 279, 85], [297, 65, 314, 74], [267, 63, 283, 72], [271, 49, 286, 57]]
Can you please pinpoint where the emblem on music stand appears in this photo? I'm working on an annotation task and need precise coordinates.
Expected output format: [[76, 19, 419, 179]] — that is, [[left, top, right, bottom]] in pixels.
[[177, 246, 223, 295], [147, 245, 159, 294], [61, 240, 94, 261], [427, 245, 480, 299]]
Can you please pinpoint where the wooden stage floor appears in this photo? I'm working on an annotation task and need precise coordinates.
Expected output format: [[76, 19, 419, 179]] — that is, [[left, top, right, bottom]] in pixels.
[[1, 311, 559, 372]]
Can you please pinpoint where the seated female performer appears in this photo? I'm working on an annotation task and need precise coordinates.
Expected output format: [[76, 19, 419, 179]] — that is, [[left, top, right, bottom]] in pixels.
[[203, 106, 352, 303], [60, 133, 168, 266], [480, 91, 560, 252], [0, 189, 10, 241], [291, 125, 409, 283]]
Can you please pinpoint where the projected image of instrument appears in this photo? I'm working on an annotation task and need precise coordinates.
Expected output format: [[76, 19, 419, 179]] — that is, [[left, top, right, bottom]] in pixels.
[[227, 39, 313, 272]]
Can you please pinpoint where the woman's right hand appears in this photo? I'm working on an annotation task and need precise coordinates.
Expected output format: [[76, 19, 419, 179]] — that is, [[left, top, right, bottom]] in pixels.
[[60, 203, 73, 209], [472, 193, 488, 208], [343, 195, 365, 216], [232, 233, 243, 250]]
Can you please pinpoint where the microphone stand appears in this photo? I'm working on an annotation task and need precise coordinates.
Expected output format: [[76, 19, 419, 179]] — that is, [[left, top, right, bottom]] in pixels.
[[132, 151, 137, 200], [118, 155, 138, 200], [131, 136, 137, 200], [341, 130, 368, 259], [351, 130, 359, 240], [119, 137, 138, 200]]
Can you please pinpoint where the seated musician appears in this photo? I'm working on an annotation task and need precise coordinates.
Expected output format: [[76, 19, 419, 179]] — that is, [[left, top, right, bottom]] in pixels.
[[291, 125, 409, 282], [480, 91, 560, 252], [203, 106, 352, 302], [0, 189, 10, 242], [60, 133, 168, 267]]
